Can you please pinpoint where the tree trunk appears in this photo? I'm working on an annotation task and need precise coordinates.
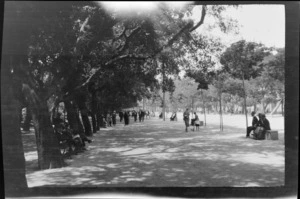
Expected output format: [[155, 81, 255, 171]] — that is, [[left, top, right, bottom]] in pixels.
[[219, 92, 223, 131], [65, 101, 85, 137], [90, 91, 98, 133], [77, 96, 93, 137], [22, 107, 32, 131], [241, 72, 248, 128], [162, 61, 166, 121], [1, 57, 28, 194], [162, 91, 166, 121], [91, 114, 97, 133], [31, 100, 65, 170], [98, 103, 105, 127], [96, 106, 101, 130], [81, 110, 92, 136], [192, 97, 194, 112], [76, 109, 86, 134]]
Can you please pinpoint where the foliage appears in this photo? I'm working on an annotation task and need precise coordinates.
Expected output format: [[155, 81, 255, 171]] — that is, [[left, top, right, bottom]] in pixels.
[[220, 40, 271, 80]]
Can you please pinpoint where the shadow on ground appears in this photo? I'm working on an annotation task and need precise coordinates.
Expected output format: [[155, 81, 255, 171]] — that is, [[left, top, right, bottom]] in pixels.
[[24, 117, 284, 187]]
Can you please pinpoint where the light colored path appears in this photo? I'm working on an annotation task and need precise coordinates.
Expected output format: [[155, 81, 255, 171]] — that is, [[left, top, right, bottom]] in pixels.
[[24, 114, 285, 187]]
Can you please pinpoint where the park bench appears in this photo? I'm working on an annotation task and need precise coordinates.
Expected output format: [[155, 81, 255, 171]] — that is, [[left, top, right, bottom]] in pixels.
[[265, 130, 279, 140]]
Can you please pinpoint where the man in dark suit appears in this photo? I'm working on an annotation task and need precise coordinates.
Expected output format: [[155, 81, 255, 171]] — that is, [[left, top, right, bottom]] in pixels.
[[255, 113, 271, 140], [259, 114, 271, 130], [183, 108, 190, 132], [246, 111, 259, 138]]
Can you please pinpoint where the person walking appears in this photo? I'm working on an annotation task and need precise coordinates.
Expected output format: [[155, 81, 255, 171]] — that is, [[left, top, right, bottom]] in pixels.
[[102, 114, 107, 128], [183, 108, 190, 132], [133, 110, 138, 122], [124, 111, 129, 125], [246, 111, 259, 138], [119, 111, 124, 122], [107, 113, 112, 127], [141, 110, 145, 122], [138, 110, 142, 122], [112, 110, 117, 126]]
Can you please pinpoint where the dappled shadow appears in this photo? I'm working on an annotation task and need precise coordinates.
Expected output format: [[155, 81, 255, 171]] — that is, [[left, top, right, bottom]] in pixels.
[[22, 129, 37, 153], [25, 117, 284, 187], [21, 129, 41, 173]]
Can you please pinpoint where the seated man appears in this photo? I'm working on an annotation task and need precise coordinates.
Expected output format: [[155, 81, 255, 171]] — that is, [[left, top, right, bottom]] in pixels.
[[170, 112, 177, 121], [246, 111, 258, 138], [159, 112, 163, 119], [254, 113, 271, 140], [259, 113, 271, 135]]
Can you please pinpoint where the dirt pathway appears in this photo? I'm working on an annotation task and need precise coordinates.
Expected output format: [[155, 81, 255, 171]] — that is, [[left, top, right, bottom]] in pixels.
[[24, 115, 284, 187]]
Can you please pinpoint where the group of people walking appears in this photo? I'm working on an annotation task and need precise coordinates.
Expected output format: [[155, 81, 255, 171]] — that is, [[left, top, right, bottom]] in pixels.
[[102, 109, 151, 127], [246, 111, 271, 140], [103, 111, 118, 127]]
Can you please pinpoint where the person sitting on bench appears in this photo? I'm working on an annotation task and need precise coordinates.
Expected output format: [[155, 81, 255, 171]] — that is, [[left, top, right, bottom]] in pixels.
[[194, 112, 200, 131], [170, 112, 177, 121], [159, 112, 163, 119], [246, 111, 259, 138], [253, 113, 271, 140]]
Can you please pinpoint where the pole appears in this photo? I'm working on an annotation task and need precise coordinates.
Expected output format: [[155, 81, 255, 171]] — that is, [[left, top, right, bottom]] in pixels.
[[219, 92, 223, 131], [163, 91, 165, 121], [162, 61, 165, 121], [192, 97, 194, 112], [217, 75, 223, 131], [241, 71, 248, 128], [201, 89, 206, 126]]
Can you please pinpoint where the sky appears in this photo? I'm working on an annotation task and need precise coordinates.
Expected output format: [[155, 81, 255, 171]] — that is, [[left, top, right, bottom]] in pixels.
[[192, 4, 285, 48], [100, 2, 285, 48]]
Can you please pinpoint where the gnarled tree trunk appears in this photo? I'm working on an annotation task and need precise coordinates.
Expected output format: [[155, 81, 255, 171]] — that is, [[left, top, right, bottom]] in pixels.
[[31, 99, 65, 170], [65, 101, 85, 137], [80, 108, 92, 136], [76, 95, 92, 136], [96, 105, 101, 130], [91, 92, 98, 133], [91, 114, 97, 133]]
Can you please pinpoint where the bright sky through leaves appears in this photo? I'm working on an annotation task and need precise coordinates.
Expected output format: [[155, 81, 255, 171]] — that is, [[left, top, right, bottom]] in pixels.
[[99, 2, 285, 48], [99, 1, 193, 13], [192, 5, 285, 48]]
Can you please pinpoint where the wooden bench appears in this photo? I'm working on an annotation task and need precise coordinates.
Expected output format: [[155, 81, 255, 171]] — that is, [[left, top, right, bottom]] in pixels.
[[265, 130, 279, 140]]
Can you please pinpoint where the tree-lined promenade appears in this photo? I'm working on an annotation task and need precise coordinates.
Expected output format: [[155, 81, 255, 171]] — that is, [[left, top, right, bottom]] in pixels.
[[1, 2, 295, 197], [23, 114, 284, 187]]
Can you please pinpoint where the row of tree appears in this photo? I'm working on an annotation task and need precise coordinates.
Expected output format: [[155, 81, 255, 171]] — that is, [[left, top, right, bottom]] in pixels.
[[2, 2, 239, 192], [149, 42, 284, 122]]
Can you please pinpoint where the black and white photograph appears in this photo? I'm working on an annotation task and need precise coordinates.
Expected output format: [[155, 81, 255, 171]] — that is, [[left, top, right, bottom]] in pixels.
[[1, 1, 298, 198]]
